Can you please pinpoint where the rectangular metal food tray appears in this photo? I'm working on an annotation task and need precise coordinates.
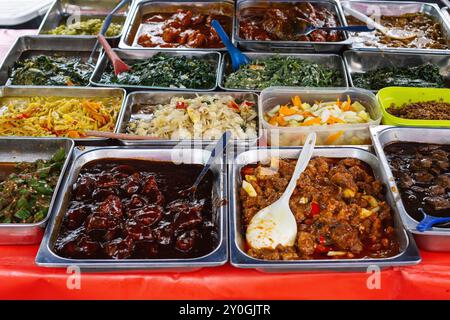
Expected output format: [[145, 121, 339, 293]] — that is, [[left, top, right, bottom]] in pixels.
[[116, 91, 261, 147], [443, 7, 450, 24], [229, 147, 421, 272], [90, 49, 221, 92], [341, 1, 450, 54], [371, 125, 450, 252], [343, 49, 450, 92], [36, 146, 228, 270], [0, 86, 126, 144], [119, 0, 234, 51], [0, 137, 73, 245], [218, 52, 349, 92], [0, 36, 101, 86], [234, 0, 352, 53], [38, 0, 132, 43]]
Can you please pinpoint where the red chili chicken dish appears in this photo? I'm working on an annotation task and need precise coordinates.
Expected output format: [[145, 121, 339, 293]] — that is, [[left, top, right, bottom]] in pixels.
[[137, 9, 232, 48], [240, 157, 400, 260]]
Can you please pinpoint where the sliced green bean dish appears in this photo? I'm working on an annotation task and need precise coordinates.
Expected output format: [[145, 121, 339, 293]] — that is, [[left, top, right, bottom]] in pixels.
[[0, 148, 65, 223]]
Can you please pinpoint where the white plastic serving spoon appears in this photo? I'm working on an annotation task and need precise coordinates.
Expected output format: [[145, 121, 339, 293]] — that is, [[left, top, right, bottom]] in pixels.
[[246, 132, 317, 250], [343, 5, 417, 41]]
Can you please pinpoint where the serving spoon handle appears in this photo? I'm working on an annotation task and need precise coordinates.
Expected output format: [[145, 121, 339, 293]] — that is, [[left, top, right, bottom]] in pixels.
[[181, 131, 231, 200], [279, 133, 317, 202], [417, 208, 450, 232]]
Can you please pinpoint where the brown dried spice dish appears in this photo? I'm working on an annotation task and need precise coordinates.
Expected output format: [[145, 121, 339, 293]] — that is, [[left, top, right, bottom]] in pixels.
[[240, 157, 399, 260], [386, 99, 450, 120]]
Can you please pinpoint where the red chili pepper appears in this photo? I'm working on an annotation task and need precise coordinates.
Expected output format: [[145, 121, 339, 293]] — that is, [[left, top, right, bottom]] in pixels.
[[176, 101, 187, 109], [228, 100, 240, 111], [310, 202, 320, 216], [241, 166, 255, 176], [319, 235, 325, 244], [15, 113, 29, 119], [244, 101, 255, 107], [315, 244, 331, 254]]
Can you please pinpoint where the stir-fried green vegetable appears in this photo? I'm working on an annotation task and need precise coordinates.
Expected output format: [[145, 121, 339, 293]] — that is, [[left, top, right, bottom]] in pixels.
[[10, 55, 94, 86], [353, 64, 446, 91], [46, 18, 122, 36], [0, 148, 65, 223], [224, 55, 343, 90], [100, 53, 216, 89]]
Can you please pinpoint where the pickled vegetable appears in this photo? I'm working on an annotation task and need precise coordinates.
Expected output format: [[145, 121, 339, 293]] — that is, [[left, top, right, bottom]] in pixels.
[[47, 18, 122, 36]]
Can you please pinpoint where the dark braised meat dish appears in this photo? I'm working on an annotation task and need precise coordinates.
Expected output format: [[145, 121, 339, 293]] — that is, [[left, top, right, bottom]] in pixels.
[[385, 143, 450, 226], [55, 159, 218, 259], [240, 157, 399, 260], [137, 9, 231, 48], [239, 2, 343, 42]]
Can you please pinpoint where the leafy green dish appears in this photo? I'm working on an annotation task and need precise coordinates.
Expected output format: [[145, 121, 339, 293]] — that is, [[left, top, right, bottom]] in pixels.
[[10, 55, 94, 86], [100, 53, 217, 89], [224, 55, 344, 90], [352, 64, 446, 91], [0, 148, 66, 224]]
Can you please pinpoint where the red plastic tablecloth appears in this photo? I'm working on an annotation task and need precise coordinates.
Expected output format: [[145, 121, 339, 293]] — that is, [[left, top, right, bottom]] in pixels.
[[1, 245, 450, 299], [1, 29, 450, 300]]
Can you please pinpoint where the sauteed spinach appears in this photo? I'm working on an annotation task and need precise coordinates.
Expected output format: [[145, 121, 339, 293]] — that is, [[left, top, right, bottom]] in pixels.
[[353, 64, 445, 91], [100, 53, 216, 89], [224, 55, 343, 90], [10, 55, 94, 86]]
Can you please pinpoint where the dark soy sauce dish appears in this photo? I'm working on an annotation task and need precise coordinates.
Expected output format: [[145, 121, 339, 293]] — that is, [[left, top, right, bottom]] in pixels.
[[54, 158, 219, 259], [384, 143, 450, 227]]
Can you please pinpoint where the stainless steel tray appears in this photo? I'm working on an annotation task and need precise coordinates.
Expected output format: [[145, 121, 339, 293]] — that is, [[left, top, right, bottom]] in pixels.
[[219, 52, 349, 92], [342, 1, 450, 54], [36, 147, 228, 270], [0, 86, 126, 143], [234, 0, 352, 53], [116, 91, 261, 147], [38, 0, 132, 43], [443, 7, 450, 23], [371, 125, 450, 252], [119, 0, 234, 51], [229, 147, 421, 272], [90, 49, 221, 91], [0, 36, 100, 86], [343, 49, 450, 92], [0, 137, 73, 245]]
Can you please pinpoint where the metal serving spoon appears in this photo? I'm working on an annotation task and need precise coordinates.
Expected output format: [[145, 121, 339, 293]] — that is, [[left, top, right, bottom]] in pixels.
[[295, 24, 375, 37], [417, 208, 450, 232], [180, 131, 231, 201], [343, 5, 417, 41], [211, 19, 250, 71], [87, 0, 131, 64], [246, 132, 317, 250]]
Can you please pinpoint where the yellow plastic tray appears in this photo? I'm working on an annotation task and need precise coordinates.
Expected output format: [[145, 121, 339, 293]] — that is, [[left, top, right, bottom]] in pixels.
[[377, 87, 450, 127]]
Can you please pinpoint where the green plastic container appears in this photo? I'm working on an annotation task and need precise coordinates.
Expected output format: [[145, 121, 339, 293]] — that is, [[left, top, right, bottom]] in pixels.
[[377, 87, 450, 127]]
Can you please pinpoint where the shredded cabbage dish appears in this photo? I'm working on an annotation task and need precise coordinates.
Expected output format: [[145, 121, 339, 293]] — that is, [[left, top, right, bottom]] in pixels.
[[127, 95, 258, 140]]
